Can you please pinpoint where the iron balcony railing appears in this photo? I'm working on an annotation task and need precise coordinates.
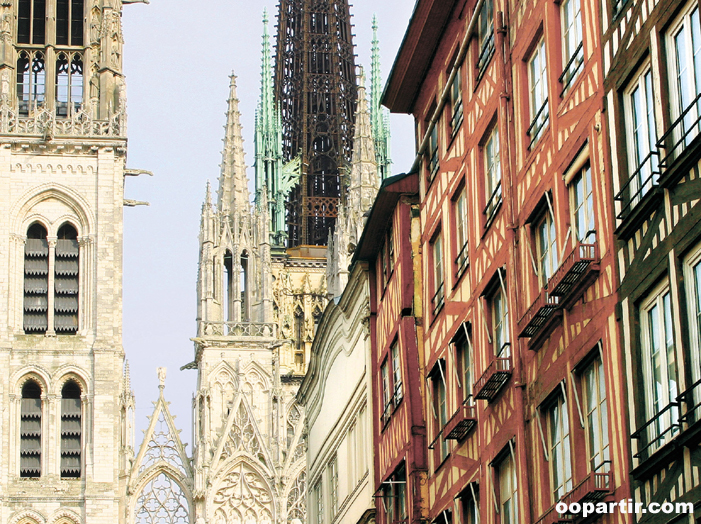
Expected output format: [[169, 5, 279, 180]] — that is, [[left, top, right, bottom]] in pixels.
[[455, 241, 469, 281], [614, 151, 660, 221], [200, 321, 277, 338], [527, 99, 550, 145], [477, 30, 495, 80], [561, 461, 613, 507], [518, 291, 560, 339], [432, 282, 445, 316], [657, 91, 701, 168], [484, 180, 502, 224], [631, 401, 680, 461], [559, 42, 584, 93], [444, 396, 477, 441], [548, 242, 598, 299], [474, 354, 512, 401], [678, 377, 701, 426], [535, 505, 574, 524]]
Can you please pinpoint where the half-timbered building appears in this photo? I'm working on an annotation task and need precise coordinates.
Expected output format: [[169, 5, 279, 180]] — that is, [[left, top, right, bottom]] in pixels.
[[383, 1, 630, 524], [603, 0, 701, 518]]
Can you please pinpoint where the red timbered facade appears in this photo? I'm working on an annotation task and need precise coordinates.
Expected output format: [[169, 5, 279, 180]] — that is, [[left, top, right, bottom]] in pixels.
[[383, 1, 630, 524], [603, 0, 701, 518], [353, 173, 428, 524]]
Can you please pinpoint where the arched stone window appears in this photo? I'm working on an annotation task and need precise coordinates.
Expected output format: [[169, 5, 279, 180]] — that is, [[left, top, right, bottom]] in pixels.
[[55, 223, 79, 334], [17, 51, 46, 115], [60, 380, 81, 478], [55, 53, 84, 117], [24, 223, 49, 334], [20, 379, 42, 477], [224, 250, 233, 321]]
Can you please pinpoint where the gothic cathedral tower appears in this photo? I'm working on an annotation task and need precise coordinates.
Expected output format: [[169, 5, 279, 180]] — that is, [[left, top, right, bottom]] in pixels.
[[0, 0, 139, 523]]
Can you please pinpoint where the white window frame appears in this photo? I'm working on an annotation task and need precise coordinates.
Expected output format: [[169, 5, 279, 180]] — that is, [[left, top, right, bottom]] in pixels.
[[492, 286, 510, 358], [528, 40, 549, 143], [683, 243, 701, 385], [535, 209, 558, 288], [560, 0, 583, 89], [546, 394, 573, 501], [498, 453, 519, 524], [484, 126, 502, 219], [570, 163, 596, 244], [581, 356, 610, 473], [455, 187, 469, 278]]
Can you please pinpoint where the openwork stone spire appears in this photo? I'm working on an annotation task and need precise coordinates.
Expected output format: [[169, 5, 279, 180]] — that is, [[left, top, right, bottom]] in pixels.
[[255, 11, 287, 246], [218, 73, 251, 217], [371, 15, 392, 180]]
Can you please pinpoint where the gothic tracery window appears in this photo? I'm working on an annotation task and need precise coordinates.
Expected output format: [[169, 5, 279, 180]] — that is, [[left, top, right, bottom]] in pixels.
[[139, 412, 187, 477], [17, 51, 46, 115], [20, 379, 42, 477], [213, 463, 273, 524], [56, 53, 84, 117], [134, 472, 190, 524], [286, 470, 307, 521]]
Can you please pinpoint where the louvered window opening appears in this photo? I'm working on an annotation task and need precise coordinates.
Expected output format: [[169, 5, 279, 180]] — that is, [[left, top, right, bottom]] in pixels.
[[24, 224, 48, 333], [55, 224, 79, 334], [20, 380, 42, 477], [61, 381, 81, 477]]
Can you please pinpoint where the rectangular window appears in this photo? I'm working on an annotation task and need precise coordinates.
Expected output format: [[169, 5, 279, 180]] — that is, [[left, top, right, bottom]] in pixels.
[[388, 226, 395, 275], [547, 394, 573, 501], [381, 360, 391, 426], [640, 283, 679, 457], [314, 479, 324, 524], [432, 234, 445, 315], [484, 127, 502, 222], [391, 342, 403, 405], [665, 4, 701, 160], [18, 0, 46, 45], [561, 0, 584, 90], [477, 0, 495, 77], [432, 362, 449, 461], [56, 0, 85, 46], [456, 330, 473, 402], [427, 124, 439, 182], [329, 456, 338, 519], [347, 422, 357, 487], [454, 188, 469, 279], [492, 285, 510, 358], [623, 67, 659, 209], [528, 40, 549, 144], [498, 453, 519, 524], [462, 490, 479, 524], [684, 246, 701, 422], [582, 356, 610, 473], [450, 68, 464, 133], [383, 465, 407, 524], [535, 209, 558, 287], [571, 164, 595, 243]]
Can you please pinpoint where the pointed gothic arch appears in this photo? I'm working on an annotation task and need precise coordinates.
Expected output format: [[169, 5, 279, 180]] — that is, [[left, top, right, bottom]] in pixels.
[[9, 509, 46, 524], [132, 471, 191, 524], [210, 460, 275, 524]]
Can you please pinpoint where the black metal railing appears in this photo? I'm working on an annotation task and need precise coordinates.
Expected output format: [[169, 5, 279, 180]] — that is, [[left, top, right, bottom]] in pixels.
[[451, 99, 464, 135], [484, 180, 502, 224], [560, 42, 584, 93], [455, 241, 469, 281], [678, 377, 701, 426], [614, 150, 660, 221], [631, 401, 680, 461], [477, 30, 495, 81], [428, 148, 440, 183], [527, 99, 550, 145], [657, 92, 701, 168], [432, 282, 445, 316]]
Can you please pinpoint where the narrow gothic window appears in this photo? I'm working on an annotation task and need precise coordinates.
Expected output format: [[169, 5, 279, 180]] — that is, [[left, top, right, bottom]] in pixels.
[[24, 223, 49, 334], [56, 0, 84, 46], [240, 252, 249, 322], [17, 52, 46, 115], [60, 380, 82, 478], [55, 223, 79, 334], [224, 250, 233, 321], [20, 380, 42, 477], [17, 0, 46, 45], [56, 54, 83, 117]]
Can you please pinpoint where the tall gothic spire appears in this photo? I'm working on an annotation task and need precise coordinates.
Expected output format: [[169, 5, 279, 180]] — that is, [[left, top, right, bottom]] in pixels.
[[371, 15, 392, 180], [217, 73, 251, 217], [255, 11, 286, 246]]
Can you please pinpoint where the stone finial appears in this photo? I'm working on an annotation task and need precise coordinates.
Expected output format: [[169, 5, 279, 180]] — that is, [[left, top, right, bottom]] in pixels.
[[157, 367, 167, 390]]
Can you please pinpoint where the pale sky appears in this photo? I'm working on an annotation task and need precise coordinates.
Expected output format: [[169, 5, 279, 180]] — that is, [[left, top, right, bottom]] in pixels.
[[120, 0, 418, 446]]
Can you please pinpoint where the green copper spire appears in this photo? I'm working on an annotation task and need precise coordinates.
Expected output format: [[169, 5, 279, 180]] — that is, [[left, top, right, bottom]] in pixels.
[[370, 15, 392, 180], [254, 9, 287, 246]]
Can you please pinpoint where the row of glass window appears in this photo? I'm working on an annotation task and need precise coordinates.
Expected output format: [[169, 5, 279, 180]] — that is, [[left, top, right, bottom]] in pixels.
[[16, 51, 84, 116]]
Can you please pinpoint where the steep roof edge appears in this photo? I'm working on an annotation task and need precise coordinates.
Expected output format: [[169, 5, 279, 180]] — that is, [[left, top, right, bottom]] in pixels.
[[381, 0, 459, 114], [351, 171, 419, 264]]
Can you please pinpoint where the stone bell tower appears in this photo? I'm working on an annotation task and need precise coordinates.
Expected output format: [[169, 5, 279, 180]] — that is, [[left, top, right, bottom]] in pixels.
[[0, 0, 143, 523]]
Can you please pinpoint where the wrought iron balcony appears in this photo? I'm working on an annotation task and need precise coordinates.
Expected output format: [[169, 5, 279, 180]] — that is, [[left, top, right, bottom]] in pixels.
[[518, 290, 560, 339], [432, 282, 445, 316], [547, 243, 599, 306], [474, 355, 512, 401], [561, 461, 613, 506], [535, 505, 574, 524], [444, 396, 477, 441], [631, 401, 680, 462], [657, 92, 701, 170], [455, 241, 469, 281], [559, 43, 584, 93], [614, 151, 660, 222], [200, 321, 277, 338], [528, 99, 550, 146]]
